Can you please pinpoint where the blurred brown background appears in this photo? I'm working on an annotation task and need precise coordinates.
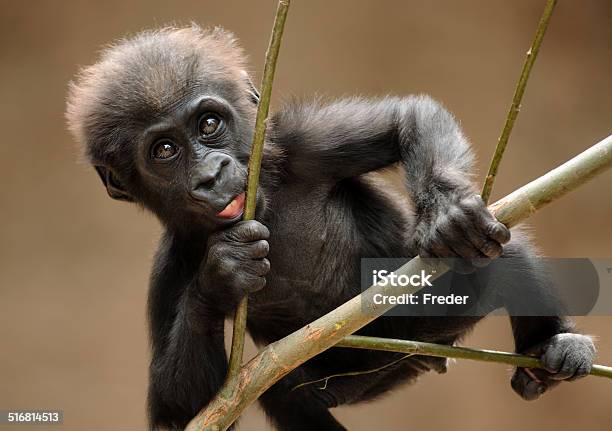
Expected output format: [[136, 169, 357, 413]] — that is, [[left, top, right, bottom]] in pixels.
[[1, 0, 611, 430]]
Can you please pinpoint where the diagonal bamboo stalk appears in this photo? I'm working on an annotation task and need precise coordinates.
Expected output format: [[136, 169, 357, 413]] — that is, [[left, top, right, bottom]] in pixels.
[[187, 134, 612, 431]]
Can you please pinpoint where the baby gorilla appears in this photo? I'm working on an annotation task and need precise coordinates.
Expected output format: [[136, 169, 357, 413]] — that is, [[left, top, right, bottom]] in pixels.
[[66, 26, 595, 431]]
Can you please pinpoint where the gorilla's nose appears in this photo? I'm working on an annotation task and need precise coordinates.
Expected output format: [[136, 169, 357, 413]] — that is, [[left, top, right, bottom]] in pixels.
[[190, 152, 233, 201]]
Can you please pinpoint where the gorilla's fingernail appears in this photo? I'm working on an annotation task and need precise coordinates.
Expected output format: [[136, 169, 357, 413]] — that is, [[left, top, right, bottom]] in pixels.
[[536, 384, 546, 395]]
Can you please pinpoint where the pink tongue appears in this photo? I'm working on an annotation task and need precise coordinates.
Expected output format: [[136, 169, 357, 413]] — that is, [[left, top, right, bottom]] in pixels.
[[217, 193, 245, 219]]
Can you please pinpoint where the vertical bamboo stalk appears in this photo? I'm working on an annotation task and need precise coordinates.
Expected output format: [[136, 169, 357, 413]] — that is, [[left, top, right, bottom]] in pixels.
[[227, 0, 291, 381], [481, 0, 558, 203]]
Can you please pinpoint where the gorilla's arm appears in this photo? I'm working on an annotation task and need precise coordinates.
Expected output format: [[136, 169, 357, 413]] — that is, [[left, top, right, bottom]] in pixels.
[[275, 95, 472, 187], [275, 95, 510, 261], [147, 222, 269, 429], [147, 234, 228, 430], [275, 96, 595, 400]]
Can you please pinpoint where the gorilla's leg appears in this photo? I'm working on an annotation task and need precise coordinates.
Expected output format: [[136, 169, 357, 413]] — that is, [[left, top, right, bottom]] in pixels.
[[489, 232, 595, 400]]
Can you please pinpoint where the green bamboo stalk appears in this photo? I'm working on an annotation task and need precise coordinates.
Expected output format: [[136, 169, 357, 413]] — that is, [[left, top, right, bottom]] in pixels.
[[337, 335, 612, 379], [227, 0, 291, 381], [481, 0, 558, 204]]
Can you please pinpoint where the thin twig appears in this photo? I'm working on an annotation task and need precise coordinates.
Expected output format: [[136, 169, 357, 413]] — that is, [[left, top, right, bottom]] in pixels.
[[291, 354, 414, 392], [227, 0, 291, 381], [337, 335, 612, 379], [481, 0, 558, 204]]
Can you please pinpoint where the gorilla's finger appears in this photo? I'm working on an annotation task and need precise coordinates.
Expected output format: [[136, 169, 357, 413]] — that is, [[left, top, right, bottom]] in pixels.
[[231, 273, 266, 293], [460, 219, 504, 259], [437, 225, 480, 259], [227, 220, 270, 242], [246, 240, 270, 259], [248, 258, 271, 276], [511, 368, 550, 401], [486, 221, 511, 245], [462, 195, 511, 245]]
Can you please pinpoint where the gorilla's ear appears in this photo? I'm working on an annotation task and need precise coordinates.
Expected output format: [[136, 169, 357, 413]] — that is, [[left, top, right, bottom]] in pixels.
[[241, 70, 260, 104], [94, 166, 134, 202]]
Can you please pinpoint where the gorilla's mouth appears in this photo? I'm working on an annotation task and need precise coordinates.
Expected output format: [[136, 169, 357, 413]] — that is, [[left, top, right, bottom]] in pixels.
[[216, 192, 245, 219]]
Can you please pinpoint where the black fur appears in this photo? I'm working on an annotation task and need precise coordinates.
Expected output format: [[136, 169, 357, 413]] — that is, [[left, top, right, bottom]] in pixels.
[[66, 26, 595, 431]]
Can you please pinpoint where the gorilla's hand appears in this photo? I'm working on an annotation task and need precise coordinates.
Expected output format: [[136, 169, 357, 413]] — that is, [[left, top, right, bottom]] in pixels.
[[414, 193, 510, 271], [201, 220, 270, 305], [511, 333, 595, 400]]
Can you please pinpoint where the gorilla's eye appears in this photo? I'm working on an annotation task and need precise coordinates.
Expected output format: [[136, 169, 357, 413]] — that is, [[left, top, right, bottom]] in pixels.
[[199, 113, 223, 137], [151, 139, 178, 160]]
